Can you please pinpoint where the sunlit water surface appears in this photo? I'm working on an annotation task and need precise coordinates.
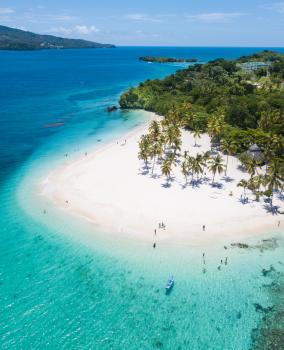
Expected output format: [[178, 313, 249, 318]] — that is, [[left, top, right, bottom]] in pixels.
[[0, 47, 284, 349]]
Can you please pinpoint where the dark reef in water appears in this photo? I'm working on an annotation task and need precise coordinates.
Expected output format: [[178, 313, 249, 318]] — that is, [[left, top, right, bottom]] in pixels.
[[250, 266, 284, 349], [231, 238, 279, 252]]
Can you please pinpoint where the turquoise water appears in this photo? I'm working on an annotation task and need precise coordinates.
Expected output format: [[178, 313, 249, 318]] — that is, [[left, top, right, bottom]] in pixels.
[[0, 47, 284, 349]]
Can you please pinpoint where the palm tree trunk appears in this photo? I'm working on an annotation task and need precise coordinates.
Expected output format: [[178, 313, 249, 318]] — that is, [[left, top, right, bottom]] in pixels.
[[152, 156, 156, 174], [225, 155, 229, 176]]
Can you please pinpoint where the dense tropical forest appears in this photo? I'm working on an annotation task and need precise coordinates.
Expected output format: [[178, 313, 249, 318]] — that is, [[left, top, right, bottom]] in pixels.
[[120, 51, 284, 208], [139, 56, 198, 63], [0, 25, 115, 50]]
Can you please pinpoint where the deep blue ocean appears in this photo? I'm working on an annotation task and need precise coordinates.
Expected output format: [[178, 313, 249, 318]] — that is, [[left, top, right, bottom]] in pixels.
[[0, 47, 284, 349]]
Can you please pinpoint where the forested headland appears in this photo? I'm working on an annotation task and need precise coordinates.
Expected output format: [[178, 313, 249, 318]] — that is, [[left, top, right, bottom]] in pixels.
[[139, 56, 198, 63], [120, 51, 284, 207]]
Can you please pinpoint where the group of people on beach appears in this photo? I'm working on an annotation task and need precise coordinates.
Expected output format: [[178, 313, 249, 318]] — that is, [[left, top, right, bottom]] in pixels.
[[158, 222, 166, 230], [153, 222, 167, 248]]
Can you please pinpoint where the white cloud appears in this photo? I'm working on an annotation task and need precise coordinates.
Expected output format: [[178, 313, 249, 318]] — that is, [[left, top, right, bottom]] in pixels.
[[126, 13, 165, 23], [186, 12, 246, 23], [263, 2, 284, 13], [0, 8, 14, 14], [52, 15, 78, 21], [23, 12, 79, 24], [49, 25, 100, 36], [74, 25, 99, 34]]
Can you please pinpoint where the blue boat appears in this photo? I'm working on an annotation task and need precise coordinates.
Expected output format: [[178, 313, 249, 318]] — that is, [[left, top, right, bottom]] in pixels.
[[165, 276, 174, 294]]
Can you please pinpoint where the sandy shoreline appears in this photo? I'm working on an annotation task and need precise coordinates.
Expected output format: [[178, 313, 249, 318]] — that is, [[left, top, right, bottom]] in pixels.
[[39, 112, 283, 246]]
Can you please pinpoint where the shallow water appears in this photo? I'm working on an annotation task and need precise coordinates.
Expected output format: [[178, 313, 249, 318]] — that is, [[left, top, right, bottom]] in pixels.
[[0, 47, 284, 349]]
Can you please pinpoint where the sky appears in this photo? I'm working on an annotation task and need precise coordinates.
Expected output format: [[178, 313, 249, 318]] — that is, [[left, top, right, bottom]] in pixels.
[[0, 0, 284, 46]]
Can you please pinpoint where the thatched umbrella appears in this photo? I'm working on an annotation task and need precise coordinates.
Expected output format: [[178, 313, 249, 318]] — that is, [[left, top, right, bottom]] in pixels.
[[246, 144, 264, 163]]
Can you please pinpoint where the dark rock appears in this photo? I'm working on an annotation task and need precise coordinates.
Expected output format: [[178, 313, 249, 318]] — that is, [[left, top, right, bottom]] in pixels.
[[231, 242, 249, 249], [254, 303, 274, 314], [262, 266, 276, 277], [106, 106, 118, 113]]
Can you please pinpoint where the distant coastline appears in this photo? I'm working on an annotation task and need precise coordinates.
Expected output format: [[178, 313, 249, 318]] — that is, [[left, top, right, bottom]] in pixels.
[[0, 25, 115, 51], [139, 56, 198, 63]]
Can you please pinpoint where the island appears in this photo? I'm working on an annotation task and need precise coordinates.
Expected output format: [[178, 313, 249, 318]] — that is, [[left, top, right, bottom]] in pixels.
[[0, 25, 115, 50], [139, 56, 198, 63], [40, 51, 284, 245]]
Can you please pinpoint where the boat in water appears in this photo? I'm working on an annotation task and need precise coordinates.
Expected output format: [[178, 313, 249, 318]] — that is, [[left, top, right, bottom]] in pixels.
[[165, 276, 174, 294]]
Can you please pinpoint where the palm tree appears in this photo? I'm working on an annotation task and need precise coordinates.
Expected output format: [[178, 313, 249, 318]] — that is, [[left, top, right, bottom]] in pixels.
[[208, 155, 225, 184], [161, 158, 172, 184], [262, 135, 282, 174], [173, 136, 182, 157], [138, 135, 151, 168], [192, 155, 204, 182], [181, 158, 189, 185], [201, 151, 211, 178], [187, 156, 195, 182], [207, 111, 226, 146], [220, 139, 237, 176], [193, 128, 201, 147], [248, 175, 265, 201], [194, 153, 205, 180], [166, 108, 180, 126], [240, 156, 259, 177], [237, 179, 248, 198], [150, 141, 163, 174], [265, 159, 284, 207], [165, 125, 181, 150], [149, 120, 160, 142]]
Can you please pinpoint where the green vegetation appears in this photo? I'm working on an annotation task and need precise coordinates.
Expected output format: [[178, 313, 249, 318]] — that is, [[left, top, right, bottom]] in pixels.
[[120, 51, 284, 209], [0, 25, 115, 50], [139, 56, 198, 63]]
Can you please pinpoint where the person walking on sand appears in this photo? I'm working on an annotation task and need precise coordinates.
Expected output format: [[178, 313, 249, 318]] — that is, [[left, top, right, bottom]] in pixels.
[[154, 229, 157, 236], [203, 225, 206, 231]]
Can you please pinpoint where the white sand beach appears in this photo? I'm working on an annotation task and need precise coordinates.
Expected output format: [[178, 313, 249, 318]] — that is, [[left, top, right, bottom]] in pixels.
[[40, 114, 283, 245]]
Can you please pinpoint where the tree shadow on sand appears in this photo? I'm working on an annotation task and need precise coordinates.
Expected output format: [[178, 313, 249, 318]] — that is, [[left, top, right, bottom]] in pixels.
[[222, 176, 234, 183], [263, 204, 280, 215], [151, 173, 161, 180], [138, 166, 150, 176], [162, 177, 175, 188], [189, 179, 202, 188], [237, 164, 247, 173], [210, 182, 224, 189], [277, 193, 284, 202], [238, 197, 250, 205]]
